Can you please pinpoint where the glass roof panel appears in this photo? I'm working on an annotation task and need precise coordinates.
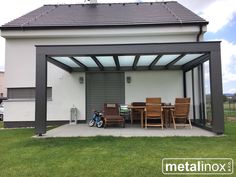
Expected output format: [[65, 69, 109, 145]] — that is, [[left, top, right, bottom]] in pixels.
[[137, 55, 157, 66], [156, 54, 180, 66], [74, 56, 98, 67], [175, 54, 204, 65], [52, 57, 79, 68], [96, 56, 115, 67], [118, 56, 135, 66]]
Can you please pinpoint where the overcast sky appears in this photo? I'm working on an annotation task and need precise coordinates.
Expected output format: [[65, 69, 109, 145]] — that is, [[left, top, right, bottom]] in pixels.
[[0, 0, 236, 93]]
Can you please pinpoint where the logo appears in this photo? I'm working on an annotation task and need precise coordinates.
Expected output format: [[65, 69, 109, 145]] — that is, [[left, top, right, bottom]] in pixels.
[[162, 158, 233, 175]]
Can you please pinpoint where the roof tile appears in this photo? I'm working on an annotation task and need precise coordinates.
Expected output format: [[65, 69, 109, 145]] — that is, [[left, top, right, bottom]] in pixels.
[[1, 2, 207, 29]]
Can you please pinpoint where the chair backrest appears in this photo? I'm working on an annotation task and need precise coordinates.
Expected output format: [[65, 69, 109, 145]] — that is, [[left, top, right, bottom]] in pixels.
[[119, 104, 130, 116], [104, 103, 119, 116], [174, 103, 190, 117], [146, 104, 162, 117], [175, 98, 190, 104], [131, 102, 146, 106], [146, 97, 161, 105]]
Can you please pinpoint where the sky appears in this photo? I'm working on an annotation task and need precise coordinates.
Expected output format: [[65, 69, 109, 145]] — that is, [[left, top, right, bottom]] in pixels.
[[0, 0, 236, 93]]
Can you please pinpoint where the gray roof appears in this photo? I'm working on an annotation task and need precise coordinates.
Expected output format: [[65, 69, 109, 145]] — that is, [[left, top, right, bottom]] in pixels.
[[1, 1, 208, 30]]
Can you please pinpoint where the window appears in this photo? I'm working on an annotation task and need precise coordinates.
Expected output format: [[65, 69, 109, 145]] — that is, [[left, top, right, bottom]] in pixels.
[[7, 87, 52, 100]]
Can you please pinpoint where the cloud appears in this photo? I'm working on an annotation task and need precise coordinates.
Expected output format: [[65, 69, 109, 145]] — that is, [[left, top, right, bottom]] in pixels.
[[202, 39, 236, 93], [200, 0, 236, 33], [228, 88, 236, 94], [178, 0, 216, 14], [219, 39, 236, 84]]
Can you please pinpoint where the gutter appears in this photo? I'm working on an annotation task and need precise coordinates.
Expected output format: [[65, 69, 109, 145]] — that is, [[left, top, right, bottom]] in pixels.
[[196, 25, 203, 42], [0, 22, 209, 31]]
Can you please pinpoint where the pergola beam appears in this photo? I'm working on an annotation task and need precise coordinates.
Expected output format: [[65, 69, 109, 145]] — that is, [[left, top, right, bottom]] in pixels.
[[91, 56, 104, 71], [48, 57, 72, 73], [132, 55, 140, 70], [113, 55, 120, 70], [182, 53, 209, 71], [166, 54, 185, 69], [148, 55, 162, 70], [69, 57, 88, 71]]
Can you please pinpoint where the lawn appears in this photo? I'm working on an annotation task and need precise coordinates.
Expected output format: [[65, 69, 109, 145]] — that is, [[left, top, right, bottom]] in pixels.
[[0, 122, 236, 177]]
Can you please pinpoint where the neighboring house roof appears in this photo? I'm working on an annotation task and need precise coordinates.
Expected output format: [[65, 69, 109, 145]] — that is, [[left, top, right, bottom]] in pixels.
[[0, 1, 207, 30]]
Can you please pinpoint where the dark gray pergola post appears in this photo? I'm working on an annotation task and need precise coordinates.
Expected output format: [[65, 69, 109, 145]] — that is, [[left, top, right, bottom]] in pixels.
[[35, 49, 47, 135], [209, 43, 224, 134]]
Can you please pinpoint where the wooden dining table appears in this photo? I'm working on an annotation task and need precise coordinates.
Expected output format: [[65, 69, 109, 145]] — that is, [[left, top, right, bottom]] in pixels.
[[128, 104, 175, 128], [127, 105, 146, 128], [162, 105, 175, 128]]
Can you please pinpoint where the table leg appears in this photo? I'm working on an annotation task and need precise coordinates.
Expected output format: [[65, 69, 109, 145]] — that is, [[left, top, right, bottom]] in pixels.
[[168, 110, 171, 127], [130, 109, 133, 125], [164, 109, 167, 128], [130, 110, 133, 125], [141, 109, 144, 128]]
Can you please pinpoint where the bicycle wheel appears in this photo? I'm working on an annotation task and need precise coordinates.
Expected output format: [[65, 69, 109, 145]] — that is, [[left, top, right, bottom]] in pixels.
[[88, 119, 95, 127], [97, 120, 104, 128]]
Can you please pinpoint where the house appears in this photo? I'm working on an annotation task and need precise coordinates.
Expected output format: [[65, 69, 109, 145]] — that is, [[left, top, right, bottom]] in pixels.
[[0, 71, 5, 97], [0, 71, 6, 120], [0, 1, 224, 135], [0, 71, 7, 104]]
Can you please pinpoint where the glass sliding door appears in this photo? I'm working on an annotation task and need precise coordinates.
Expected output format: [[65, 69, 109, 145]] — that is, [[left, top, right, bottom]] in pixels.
[[203, 61, 212, 128], [184, 59, 213, 130], [185, 70, 194, 121], [193, 67, 202, 124]]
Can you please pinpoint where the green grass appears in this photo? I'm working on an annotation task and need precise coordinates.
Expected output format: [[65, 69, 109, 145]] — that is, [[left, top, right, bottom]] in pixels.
[[0, 121, 3, 128], [0, 122, 236, 177]]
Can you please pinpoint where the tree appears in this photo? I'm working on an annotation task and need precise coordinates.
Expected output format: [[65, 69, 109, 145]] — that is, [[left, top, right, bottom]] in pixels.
[[223, 94, 228, 102], [233, 93, 236, 102]]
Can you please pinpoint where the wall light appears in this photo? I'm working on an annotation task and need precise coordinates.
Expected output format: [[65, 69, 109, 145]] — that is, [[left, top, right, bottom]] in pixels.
[[126, 76, 131, 83], [79, 77, 84, 84]]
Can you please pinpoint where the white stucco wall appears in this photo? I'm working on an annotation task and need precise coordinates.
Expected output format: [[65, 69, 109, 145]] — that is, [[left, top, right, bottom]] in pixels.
[[47, 64, 86, 121], [2, 26, 204, 122], [4, 63, 86, 122], [125, 71, 183, 104]]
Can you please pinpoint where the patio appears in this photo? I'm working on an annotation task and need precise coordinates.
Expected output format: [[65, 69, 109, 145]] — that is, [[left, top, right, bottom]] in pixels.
[[40, 124, 216, 138]]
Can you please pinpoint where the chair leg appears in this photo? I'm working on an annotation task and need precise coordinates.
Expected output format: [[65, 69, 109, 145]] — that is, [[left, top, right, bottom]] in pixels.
[[145, 116, 147, 129], [172, 117, 176, 129], [131, 113, 133, 125], [161, 116, 164, 130], [188, 118, 192, 129]]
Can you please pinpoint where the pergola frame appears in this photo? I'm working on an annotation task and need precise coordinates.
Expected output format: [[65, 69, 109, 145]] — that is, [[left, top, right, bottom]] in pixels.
[[35, 41, 224, 135]]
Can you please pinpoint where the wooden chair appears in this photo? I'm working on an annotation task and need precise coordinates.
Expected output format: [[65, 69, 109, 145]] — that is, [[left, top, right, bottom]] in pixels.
[[175, 98, 190, 104], [103, 103, 125, 128], [145, 98, 163, 129], [171, 103, 192, 129], [146, 97, 161, 105]]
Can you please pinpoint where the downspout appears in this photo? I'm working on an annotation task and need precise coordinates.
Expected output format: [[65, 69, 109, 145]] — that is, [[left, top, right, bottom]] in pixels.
[[196, 25, 203, 42]]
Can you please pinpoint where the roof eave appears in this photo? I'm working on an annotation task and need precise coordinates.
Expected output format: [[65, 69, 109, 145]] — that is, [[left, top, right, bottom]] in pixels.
[[0, 22, 208, 31]]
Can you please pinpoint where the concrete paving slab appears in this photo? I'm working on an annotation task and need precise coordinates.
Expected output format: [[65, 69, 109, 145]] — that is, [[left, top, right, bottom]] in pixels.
[[38, 124, 216, 138]]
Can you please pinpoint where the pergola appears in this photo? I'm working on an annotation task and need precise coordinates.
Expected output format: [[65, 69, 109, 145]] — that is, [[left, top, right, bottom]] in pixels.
[[35, 41, 224, 135]]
